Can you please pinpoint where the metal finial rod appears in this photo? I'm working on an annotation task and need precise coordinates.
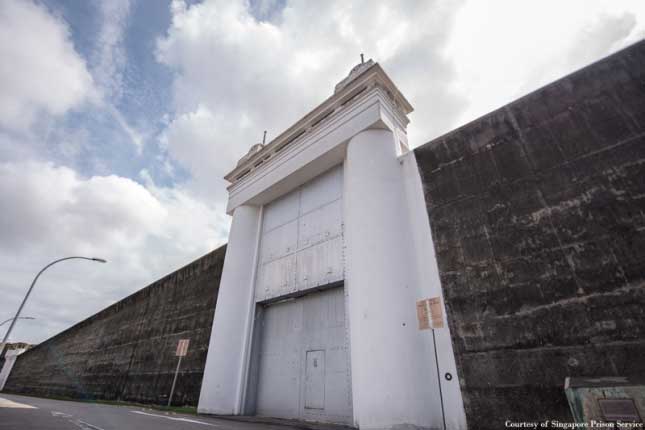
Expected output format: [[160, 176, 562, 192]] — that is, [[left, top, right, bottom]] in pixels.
[[262, 130, 267, 145], [360, 53, 364, 64]]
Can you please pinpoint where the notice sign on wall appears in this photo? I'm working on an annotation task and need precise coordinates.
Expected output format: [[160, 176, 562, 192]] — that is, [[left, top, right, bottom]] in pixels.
[[416, 297, 444, 330], [176, 339, 190, 357]]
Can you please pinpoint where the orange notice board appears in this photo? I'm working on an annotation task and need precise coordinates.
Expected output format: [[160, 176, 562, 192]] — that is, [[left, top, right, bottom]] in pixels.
[[176, 339, 190, 357], [416, 300, 431, 330], [416, 297, 444, 330]]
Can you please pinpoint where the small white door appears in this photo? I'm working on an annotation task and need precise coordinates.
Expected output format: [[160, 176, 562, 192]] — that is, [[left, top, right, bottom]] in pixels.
[[305, 350, 325, 409]]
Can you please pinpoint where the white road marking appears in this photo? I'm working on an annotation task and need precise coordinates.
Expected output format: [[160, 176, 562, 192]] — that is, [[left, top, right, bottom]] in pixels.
[[76, 419, 106, 430], [131, 410, 220, 427], [0, 397, 37, 409], [51, 410, 105, 430]]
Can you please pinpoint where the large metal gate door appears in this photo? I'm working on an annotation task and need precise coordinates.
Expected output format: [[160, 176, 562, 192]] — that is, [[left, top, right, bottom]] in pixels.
[[255, 287, 352, 424], [255, 165, 344, 303]]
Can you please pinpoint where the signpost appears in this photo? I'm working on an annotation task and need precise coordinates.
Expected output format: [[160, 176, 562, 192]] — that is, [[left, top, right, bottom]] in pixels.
[[416, 297, 447, 430], [168, 339, 190, 407]]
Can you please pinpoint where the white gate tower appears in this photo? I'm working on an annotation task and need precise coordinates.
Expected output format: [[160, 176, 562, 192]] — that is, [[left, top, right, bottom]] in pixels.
[[199, 60, 467, 430]]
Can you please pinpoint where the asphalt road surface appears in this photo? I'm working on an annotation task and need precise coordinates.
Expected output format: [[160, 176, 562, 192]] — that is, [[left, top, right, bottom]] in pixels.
[[0, 394, 292, 430]]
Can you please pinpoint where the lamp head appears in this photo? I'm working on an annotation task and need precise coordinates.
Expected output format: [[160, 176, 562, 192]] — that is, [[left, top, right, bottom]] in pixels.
[[92, 258, 107, 263]]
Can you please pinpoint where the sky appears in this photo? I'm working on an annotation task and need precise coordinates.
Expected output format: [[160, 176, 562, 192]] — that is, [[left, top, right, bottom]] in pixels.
[[1, 0, 644, 344]]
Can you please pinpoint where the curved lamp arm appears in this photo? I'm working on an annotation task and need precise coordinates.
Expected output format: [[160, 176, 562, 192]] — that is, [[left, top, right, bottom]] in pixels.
[[0, 316, 35, 327]]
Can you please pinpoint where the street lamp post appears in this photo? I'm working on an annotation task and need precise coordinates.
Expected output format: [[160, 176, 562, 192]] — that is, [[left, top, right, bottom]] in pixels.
[[0, 257, 107, 354]]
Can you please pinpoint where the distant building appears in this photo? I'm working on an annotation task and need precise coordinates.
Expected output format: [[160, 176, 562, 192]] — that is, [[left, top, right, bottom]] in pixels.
[[0, 343, 32, 391], [1, 342, 33, 353]]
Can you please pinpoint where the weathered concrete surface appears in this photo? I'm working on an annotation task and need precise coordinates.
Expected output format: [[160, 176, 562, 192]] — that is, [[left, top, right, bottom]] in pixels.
[[415, 40, 645, 429], [3, 245, 226, 406]]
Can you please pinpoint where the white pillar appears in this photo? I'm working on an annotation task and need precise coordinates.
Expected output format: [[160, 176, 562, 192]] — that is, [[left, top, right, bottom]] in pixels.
[[198, 205, 261, 415], [344, 128, 444, 430], [0, 348, 26, 391], [401, 151, 468, 430]]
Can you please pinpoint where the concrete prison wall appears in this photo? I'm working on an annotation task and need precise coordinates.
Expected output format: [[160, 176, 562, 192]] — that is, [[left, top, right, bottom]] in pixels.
[[414, 40, 645, 429], [3, 245, 226, 406]]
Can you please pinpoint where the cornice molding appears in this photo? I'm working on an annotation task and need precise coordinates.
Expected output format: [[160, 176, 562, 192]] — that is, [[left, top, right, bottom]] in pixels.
[[225, 63, 413, 185]]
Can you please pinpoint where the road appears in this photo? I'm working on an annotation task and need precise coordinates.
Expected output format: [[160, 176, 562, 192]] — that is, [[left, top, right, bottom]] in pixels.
[[0, 394, 290, 430]]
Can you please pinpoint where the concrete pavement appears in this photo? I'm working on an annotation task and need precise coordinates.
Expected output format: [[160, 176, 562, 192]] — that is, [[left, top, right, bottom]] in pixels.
[[0, 394, 297, 430]]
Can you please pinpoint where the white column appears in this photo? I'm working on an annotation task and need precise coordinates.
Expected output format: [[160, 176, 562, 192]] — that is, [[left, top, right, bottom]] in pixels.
[[198, 205, 261, 415], [0, 349, 26, 391], [344, 128, 444, 430], [401, 151, 468, 430]]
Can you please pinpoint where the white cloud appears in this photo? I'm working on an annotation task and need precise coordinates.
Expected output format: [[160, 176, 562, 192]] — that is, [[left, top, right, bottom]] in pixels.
[[156, 0, 645, 192], [0, 0, 95, 132], [0, 161, 228, 344], [159, 104, 251, 201], [89, 0, 147, 153], [3, 0, 645, 346], [155, 0, 466, 200], [93, 0, 131, 102], [447, 0, 645, 129], [0, 0, 229, 345]]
